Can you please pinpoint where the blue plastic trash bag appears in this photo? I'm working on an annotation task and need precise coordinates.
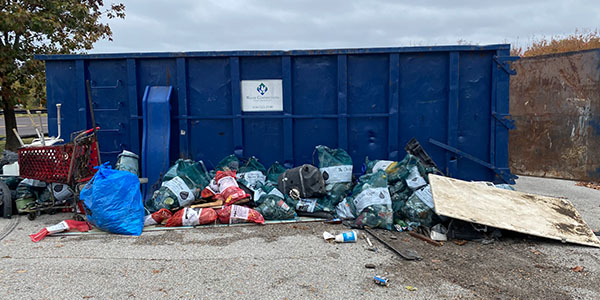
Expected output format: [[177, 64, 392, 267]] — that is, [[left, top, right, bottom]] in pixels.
[[81, 163, 145, 236]]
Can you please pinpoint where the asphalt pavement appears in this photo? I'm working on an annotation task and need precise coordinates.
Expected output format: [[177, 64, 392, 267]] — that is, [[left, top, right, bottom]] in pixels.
[[0, 115, 48, 137], [0, 176, 598, 299]]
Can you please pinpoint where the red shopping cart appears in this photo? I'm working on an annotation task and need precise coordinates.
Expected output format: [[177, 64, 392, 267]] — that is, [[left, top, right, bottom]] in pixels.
[[17, 128, 100, 220]]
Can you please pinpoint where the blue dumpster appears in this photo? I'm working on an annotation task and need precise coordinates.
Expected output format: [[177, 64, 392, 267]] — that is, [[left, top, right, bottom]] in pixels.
[[36, 44, 517, 184]]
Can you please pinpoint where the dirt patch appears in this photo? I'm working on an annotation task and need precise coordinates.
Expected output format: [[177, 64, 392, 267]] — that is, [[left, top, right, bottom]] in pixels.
[[374, 229, 600, 300]]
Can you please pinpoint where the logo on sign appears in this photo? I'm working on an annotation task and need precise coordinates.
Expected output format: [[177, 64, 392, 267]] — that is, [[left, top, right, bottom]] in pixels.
[[257, 83, 268, 95]]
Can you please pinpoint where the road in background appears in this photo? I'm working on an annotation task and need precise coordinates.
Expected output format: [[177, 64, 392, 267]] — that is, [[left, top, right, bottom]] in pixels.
[[0, 115, 48, 137]]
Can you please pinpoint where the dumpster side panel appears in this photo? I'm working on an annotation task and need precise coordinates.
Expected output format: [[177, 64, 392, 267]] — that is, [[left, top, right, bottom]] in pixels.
[[398, 52, 449, 174], [457, 52, 494, 181], [86, 59, 129, 164], [41, 45, 514, 183], [45, 61, 77, 139], [509, 50, 600, 181]]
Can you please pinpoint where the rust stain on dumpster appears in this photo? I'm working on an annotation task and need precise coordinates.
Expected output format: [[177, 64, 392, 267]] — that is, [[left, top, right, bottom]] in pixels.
[[509, 50, 600, 181]]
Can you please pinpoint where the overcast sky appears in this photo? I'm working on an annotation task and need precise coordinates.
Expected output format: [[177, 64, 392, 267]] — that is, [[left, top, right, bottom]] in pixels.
[[90, 0, 600, 53]]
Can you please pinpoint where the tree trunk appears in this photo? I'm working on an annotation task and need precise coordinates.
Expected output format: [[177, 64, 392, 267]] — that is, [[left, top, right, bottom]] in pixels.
[[1, 89, 21, 151]]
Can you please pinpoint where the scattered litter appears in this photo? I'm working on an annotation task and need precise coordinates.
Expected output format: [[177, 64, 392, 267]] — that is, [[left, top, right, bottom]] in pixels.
[[389, 235, 397, 240], [334, 230, 357, 243], [572, 266, 584, 272], [323, 231, 335, 240], [367, 247, 379, 253], [430, 224, 448, 241], [366, 236, 373, 247], [365, 263, 376, 269], [30, 220, 92, 242], [408, 231, 442, 247], [405, 286, 417, 291], [324, 218, 342, 224], [373, 276, 389, 286], [454, 240, 467, 246]]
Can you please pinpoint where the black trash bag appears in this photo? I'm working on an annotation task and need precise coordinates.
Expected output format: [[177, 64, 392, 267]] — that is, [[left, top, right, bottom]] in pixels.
[[278, 164, 326, 199]]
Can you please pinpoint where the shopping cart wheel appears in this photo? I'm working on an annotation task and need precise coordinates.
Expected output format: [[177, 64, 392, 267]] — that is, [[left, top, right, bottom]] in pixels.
[[27, 212, 36, 221]]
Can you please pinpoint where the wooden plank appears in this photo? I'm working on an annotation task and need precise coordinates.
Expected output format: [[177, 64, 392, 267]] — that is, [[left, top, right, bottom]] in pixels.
[[429, 174, 600, 248]]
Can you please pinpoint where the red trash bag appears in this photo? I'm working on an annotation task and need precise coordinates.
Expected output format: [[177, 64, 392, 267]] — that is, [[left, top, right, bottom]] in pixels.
[[165, 207, 217, 227], [218, 205, 265, 225], [144, 208, 173, 226], [215, 171, 250, 205]]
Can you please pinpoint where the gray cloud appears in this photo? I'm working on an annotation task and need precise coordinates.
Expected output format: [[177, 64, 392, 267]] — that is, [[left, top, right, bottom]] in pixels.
[[90, 0, 600, 53]]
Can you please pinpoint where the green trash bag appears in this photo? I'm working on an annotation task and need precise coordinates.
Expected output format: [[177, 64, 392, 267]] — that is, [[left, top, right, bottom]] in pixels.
[[252, 182, 284, 206], [345, 170, 393, 230], [266, 161, 286, 183], [146, 159, 210, 213], [399, 185, 438, 227], [285, 195, 333, 214], [215, 154, 240, 172], [163, 159, 211, 189], [315, 145, 354, 212], [255, 194, 297, 220], [355, 204, 394, 230], [146, 175, 200, 213], [237, 156, 267, 188], [364, 158, 396, 174]]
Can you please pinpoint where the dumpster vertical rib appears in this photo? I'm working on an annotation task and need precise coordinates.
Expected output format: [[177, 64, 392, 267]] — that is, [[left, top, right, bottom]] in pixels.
[[282, 56, 294, 165], [494, 48, 511, 180], [126, 59, 140, 156], [337, 55, 348, 150], [176, 58, 190, 158], [230, 57, 243, 157], [388, 53, 400, 161], [447, 52, 460, 176], [490, 54, 497, 171], [75, 60, 88, 130]]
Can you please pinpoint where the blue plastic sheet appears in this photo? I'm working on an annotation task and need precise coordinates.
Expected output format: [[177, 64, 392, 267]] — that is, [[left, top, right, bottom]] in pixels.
[[81, 163, 145, 236]]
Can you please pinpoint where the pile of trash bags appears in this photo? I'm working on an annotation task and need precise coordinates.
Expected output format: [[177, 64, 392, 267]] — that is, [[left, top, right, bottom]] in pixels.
[[137, 143, 447, 232]]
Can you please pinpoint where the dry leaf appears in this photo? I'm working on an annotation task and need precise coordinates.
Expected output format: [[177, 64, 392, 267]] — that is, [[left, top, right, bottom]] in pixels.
[[152, 269, 161, 274], [16, 269, 27, 274], [405, 286, 418, 291], [454, 240, 467, 246], [572, 266, 584, 272], [529, 249, 542, 255]]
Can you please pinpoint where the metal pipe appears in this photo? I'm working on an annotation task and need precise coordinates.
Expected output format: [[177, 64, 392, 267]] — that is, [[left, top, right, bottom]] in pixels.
[[12, 128, 25, 147], [56, 103, 62, 139], [36, 111, 45, 146]]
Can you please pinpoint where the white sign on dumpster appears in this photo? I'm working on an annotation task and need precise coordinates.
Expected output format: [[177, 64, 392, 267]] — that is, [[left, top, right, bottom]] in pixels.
[[241, 79, 283, 112]]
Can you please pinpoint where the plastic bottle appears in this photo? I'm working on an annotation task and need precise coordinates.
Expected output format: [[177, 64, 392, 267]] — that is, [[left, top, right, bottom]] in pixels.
[[334, 230, 357, 243]]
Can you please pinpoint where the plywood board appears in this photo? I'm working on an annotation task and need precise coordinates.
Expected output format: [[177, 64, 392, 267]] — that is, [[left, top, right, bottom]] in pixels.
[[429, 174, 600, 247]]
